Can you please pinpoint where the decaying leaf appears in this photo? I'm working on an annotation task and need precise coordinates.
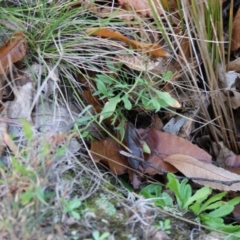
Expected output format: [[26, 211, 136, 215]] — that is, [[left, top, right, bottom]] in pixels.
[[164, 154, 240, 191], [82, 90, 102, 114], [231, 8, 240, 51], [118, 0, 164, 17], [125, 122, 143, 170], [138, 129, 212, 174], [119, 0, 177, 18], [228, 58, 240, 72], [216, 141, 235, 168], [86, 28, 171, 58], [6, 74, 34, 121], [0, 32, 27, 75], [128, 169, 142, 189], [115, 54, 157, 71], [226, 155, 240, 168], [90, 137, 127, 174]]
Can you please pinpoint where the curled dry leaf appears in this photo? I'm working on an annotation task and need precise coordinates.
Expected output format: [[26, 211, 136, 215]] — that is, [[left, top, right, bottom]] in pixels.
[[0, 32, 27, 75], [86, 28, 171, 58], [138, 129, 212, 175], [226, 155, 240, 167], [90, 137, 127, 174], [125, 122, 143, 170], [164, 154, 240, 191]]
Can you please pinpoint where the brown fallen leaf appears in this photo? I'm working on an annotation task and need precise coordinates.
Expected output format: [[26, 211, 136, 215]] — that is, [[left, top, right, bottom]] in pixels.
[[82, 90, 102, 114], [232, 8, 240, 51], [164, 154, 240, 191], [228, 58, 240, 71], [90, 137, 127, 174], [138, 129, 212, 175], [226, 155, 240, 167], [119, 0, 177, 18], [0, 32, 27, 75], [86, 28, 171, 58]]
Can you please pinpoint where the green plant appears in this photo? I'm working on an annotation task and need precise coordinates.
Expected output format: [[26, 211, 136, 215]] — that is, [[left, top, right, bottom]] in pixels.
[[94, 70, 178, 123], [62, 197, 82, 220], [154, 219, 171, 234], [84, 230, 110, 240], [140, 173, 240, 237]]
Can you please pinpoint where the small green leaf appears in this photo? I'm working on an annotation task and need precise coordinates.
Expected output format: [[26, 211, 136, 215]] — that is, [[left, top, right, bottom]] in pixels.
[[92, 231, 100, 240], [100, 232, 110, 240], [162, 71, 173, 81], [100, 95, 121, 122], [71, 211, 80, 220], [207, 204, 234, 218], [199, 191, 227, 213], [21, 119, 33, 141], [139, 184, 162, 198], [155, 91, 180, 108], [36, 187, 48, 205], [69, 198, 81, 210], [142, 141, 151, 154], [96, 79, 108, 96], [228, 197, 240, 206], [121, 94, 132, 110], [183, 187, 211, 210]]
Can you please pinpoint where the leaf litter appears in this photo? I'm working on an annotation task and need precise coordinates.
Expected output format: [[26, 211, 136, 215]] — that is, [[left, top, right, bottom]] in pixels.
[[2, 0, 240, 239]]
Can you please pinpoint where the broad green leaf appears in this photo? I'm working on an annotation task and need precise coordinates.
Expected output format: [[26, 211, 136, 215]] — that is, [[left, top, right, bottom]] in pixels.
[[202, 201, 225, 211], [166, 174, 183, 207], [183, 187, 211, 210], [161, 192, 173, 207], [228, 197, 240, 206], [139, 184, 162, 198], [100, 95, 121, 122], [69, 198, 81, 210], [96, 74, 115, 84], [71, 211, 80, 220], [199, 191, 226, 213], [207, 204, 234, 218], [155, 91, 180, 108], [189, 202, 201, 214], [96, 79, 108, 96], [201, 215, 240, 233], [162, 71, 173, 81], [121, 94, 132, 110]]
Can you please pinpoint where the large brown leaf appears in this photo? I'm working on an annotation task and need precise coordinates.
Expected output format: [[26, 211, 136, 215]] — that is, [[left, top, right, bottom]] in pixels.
[[138, 129, 212, 174], [0, 32, 27, 75], [164, 154, 240, 191], [90, 137, 127, 174]]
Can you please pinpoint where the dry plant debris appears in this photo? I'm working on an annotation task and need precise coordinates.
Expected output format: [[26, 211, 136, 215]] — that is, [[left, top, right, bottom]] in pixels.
[[2, 0, 240, 239]]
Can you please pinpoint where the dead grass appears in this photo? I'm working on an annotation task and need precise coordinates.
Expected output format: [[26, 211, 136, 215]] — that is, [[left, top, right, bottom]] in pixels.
[[0, 0, 239, 239]]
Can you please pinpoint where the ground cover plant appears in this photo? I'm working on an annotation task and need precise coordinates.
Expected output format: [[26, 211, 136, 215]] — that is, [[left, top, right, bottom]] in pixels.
[[1, 0, 240, 239]]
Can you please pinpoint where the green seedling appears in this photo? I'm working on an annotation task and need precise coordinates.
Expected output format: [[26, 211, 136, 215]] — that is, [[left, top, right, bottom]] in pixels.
[[154, 219, 171, 234], [62, 197, 82, 220], [141, 173, 240, 237]]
